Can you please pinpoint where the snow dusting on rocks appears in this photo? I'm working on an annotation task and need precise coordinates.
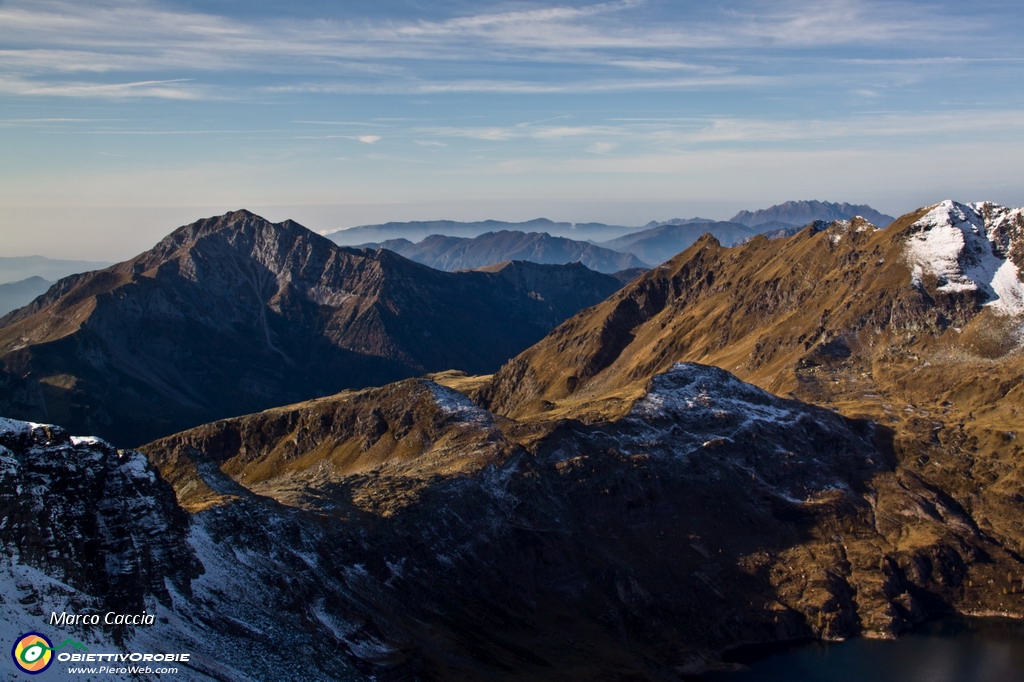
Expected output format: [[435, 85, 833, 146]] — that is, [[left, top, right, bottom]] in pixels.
[[631, 362, 802, 430], [427, 380, 493, 426], [597, 363, 882, 502], [905, 200, 1024, 316]]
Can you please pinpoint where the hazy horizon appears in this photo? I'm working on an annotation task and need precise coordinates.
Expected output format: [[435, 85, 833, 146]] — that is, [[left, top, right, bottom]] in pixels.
[[3, 0, 1023, 260], [0, 197, 916, 261]]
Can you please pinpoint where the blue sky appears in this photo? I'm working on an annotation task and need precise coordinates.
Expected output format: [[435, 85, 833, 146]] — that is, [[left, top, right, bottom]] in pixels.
[[2, 0, 1024, 259]]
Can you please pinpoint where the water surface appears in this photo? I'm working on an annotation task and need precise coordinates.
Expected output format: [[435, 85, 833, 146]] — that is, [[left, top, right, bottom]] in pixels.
[[702, 618, 1024, 682]]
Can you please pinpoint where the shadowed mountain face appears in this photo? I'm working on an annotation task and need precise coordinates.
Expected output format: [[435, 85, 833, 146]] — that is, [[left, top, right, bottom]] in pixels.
[[366, 230, 649, 273], [0, 211, 622, 446]]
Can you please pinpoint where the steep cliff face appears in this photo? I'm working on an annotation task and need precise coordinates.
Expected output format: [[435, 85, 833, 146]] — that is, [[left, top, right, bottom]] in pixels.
[[0, 419, 195, 649], [0, 211, 621, 446]]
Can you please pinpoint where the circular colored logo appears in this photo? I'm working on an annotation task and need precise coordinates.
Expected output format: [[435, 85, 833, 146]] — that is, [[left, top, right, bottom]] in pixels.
[[12, 632, 53, 675]]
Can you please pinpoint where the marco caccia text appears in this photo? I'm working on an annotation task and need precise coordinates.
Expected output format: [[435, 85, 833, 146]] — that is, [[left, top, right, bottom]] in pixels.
[[50, 611, 156, 627]]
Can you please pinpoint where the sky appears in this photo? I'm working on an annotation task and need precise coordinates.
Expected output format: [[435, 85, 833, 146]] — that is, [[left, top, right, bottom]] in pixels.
[[2, 0, 1024, 259]]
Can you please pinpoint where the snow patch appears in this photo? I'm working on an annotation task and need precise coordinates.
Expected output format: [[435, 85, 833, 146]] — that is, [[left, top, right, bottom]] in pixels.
[[0, 417, 34, 437], [905, 200, 1024, 315], [828, 220, 851, 245], [427, 381, 493, 426], [70, 435, 106, 447], [118, 450, 156, 482], [0, 418, 54, 441], [632, 362, 800, 428]]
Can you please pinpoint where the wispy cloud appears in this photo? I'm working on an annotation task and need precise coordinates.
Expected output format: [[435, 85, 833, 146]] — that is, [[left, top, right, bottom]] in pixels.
[[415, 109, 1024, 149], [0, 75, 205, 99], [0, 0, 1000, 100], [609, 59, 707, 71], [587, 141, 619, 154], [292, 120, 389, 127]]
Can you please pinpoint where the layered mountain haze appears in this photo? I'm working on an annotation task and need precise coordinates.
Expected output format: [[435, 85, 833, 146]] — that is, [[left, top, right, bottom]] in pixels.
[[599, 221, 762, 266], [327, 218, 638, 245], [363, 230, 648, 273], [0, 256, 112, 285], [0, 276, 51, 316], [0, 210, 622, 445]]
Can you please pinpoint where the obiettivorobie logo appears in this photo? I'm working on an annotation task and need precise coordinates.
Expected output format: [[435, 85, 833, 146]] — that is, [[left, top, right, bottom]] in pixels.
[[11, 632, 87, 675], [11, 633, 189, 676]]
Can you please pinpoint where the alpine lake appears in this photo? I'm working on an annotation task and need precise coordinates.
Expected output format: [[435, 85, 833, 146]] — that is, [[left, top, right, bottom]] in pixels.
[[701, 617, 1024, 682]]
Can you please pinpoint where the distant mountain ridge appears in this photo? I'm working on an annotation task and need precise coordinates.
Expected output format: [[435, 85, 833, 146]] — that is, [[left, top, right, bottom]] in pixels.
[[0, 276, 51, 316], [599, 221, 761, 266], [326, 202, 895, 269], [327, 217, 638, 245], [640, 217, 716, 228], [0, 210, 622, 445], [0, 255, 111, 284], [365, 230, 648, 273], [730, 200, 895, 228]]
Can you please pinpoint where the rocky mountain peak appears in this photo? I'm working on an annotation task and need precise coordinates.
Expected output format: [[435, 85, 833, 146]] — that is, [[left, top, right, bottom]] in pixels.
[[901, 200, 1024, 317], [0, 210, 626, 445], [134, 210, 350, 283], [730, 200, 895, 228]]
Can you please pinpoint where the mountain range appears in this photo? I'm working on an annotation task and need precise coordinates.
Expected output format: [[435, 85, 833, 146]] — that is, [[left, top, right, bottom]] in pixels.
[[8, 355, 1018, 679], [1, 199, 1021, 680], [326, 217, 638, 245], [729, 200, 895, 228], [360, 230, 648, 273], [0, 255, 112, 285], [326, 201, 895, 249], [326, 201, 896, 271], [598, 220, 762, 266], [0, 276, 51, 316], [484, 202, 1022, 417], [0, 210, 622, 446]]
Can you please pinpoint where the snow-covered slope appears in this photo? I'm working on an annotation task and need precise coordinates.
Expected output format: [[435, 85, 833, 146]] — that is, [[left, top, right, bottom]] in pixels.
[[905, 200, 1024, 315]]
